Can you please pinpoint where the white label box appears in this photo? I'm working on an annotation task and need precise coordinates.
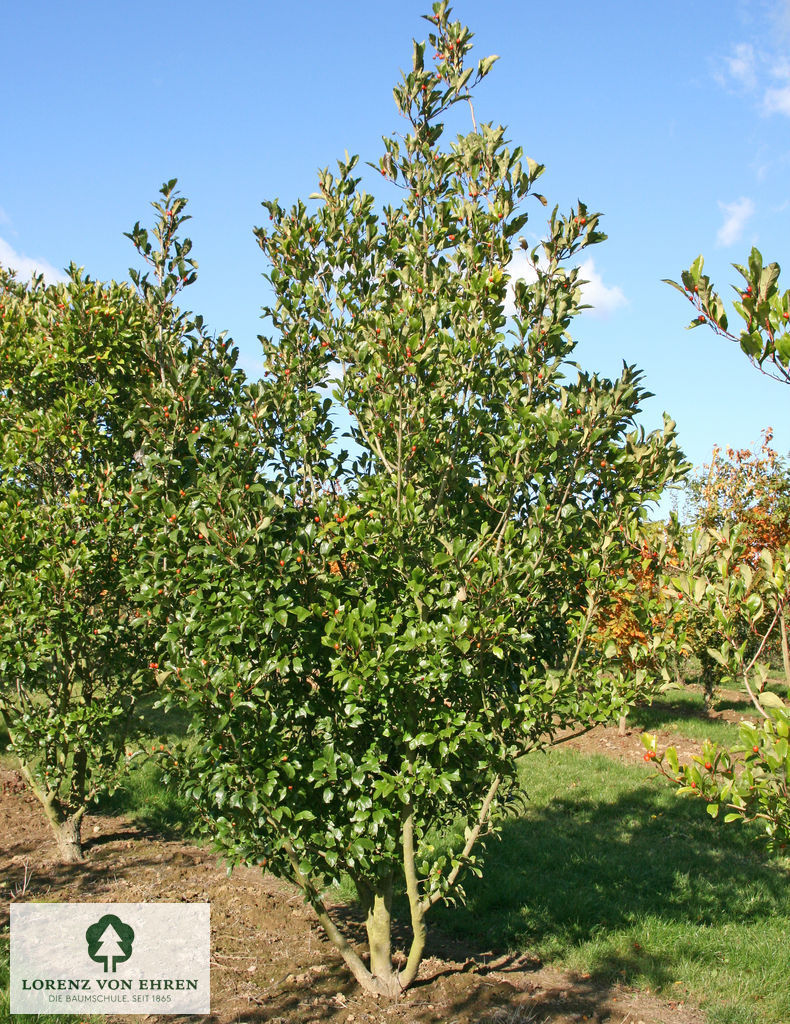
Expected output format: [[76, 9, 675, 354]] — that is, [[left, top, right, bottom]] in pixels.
[[10, 903, 210, 1014]]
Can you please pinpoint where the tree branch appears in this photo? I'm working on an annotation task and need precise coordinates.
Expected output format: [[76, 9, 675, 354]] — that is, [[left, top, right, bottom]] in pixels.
[[422, 773, 500, 913]]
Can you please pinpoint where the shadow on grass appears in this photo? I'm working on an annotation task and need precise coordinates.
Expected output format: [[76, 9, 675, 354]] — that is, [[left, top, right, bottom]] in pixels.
[[430, 753, 790, 996], [716, 681, 788, 715], [627, 694, 717, 732]]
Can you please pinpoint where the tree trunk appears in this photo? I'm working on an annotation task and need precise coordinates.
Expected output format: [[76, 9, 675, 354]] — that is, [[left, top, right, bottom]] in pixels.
[[780, 608, 790, 687], [15, 756, 87, 863], [618, 713, 628, 736], [699, 650, 717, 712], [46, 806, 86, 863], [284, 845, 406, 1000], [360, 876, 402, 999]]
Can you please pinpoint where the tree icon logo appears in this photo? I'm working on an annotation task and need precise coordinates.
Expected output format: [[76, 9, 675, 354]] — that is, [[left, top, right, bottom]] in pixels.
[[85, 914, 135, 973]]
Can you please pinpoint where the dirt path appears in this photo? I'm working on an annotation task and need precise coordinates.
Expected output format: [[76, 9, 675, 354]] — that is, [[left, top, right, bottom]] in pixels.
[[1, 761, 706, 1024]]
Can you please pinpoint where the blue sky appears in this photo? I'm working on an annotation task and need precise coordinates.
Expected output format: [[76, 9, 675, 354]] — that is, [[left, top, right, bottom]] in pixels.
[[3, 1, 788, 515]]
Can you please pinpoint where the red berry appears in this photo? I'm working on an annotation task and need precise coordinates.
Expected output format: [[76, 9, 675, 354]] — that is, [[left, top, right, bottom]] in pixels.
[[753, 745, 760, 753]]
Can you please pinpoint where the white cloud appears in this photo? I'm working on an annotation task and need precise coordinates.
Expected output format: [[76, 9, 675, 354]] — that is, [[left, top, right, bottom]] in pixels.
[[504, 249, 538, 317], [0, 236, 66, 284], [764, 83, 790, 115], [504, 251, 626, 320], [576, 259, 627, 318], [725, 42, 757, 88], [715, 30, 790, 117], [716, 197, 755, 246]]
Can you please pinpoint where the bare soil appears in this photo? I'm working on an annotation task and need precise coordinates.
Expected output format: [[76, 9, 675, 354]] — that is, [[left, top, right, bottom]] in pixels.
[[0, 716, 715, 1024]]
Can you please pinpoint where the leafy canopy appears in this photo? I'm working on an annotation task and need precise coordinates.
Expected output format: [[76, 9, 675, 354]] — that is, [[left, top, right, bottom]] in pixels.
[[133, 4, 687, 996]]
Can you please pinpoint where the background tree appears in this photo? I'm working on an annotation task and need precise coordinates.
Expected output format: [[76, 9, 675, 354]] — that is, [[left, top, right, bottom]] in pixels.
[[0, 183, 235, 862], [647, 527, 790, 847], [0, 264, 157, 861], [135, 4, 686, 998], [651, 249, 790, 842], [685, 430, 790, 685], [589, 520, 690, 726]]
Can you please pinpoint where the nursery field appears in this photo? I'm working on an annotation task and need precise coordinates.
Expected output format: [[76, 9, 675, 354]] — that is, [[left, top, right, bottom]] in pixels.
[[2, 681, 789, 1024], [3, 2, 790, 1021]]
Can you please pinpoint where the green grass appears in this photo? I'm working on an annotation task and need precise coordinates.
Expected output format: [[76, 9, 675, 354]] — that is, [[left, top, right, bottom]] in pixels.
[[0, 935, 103, 1024], [431, 748, 790, 1024], [627, 687, 743, 745], [92, 754, 194, 836], [0, 720, 13, 770], [91, 696, 195, 835], [626, 677, 789, 746]]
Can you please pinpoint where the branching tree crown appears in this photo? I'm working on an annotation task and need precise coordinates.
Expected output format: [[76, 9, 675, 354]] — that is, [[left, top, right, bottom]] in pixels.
[[133, 5, 687, 997]]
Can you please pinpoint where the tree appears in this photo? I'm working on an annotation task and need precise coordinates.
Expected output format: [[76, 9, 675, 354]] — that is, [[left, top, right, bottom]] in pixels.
[[135, 4, 686, 997], [0, 183, 235, 862], [86, 914, 135, 972], [685, 430, 790, 686], [0, 264, 159, 861]]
